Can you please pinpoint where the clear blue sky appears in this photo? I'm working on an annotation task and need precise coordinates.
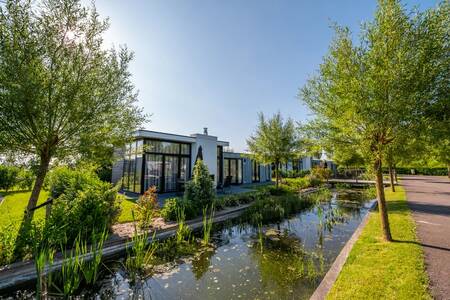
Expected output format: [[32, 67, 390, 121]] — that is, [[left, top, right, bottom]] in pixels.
[[92, 0, 437, 152]]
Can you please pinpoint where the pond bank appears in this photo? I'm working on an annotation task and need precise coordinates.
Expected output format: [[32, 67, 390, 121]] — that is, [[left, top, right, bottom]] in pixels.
[[0, 188, 322, 292]]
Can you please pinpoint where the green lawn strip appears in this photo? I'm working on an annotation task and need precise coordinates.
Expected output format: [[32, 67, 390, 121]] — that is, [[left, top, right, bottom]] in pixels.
[[327, 186, 431, 300], [0, 190, 50, 231], [117, 196, 138, 223]]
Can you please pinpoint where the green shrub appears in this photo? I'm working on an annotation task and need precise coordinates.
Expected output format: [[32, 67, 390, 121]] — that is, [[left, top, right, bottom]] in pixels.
[[243, 193, 315, 225], [46, 165, 104, 198], [280, 169, 310, 178], [311, 166, 332, 181], [308, 176, 322, 187], [0, 165, 19, 192], [160, 197, 197, 221], [184, 159, 215, 209], [136, 186, 159, 229], [283, 177, 311, 191], [17, 168, 35, 190], [44, 167, 121, 247]]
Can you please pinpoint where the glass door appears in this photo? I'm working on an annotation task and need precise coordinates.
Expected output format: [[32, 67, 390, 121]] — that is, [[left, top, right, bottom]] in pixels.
[[145, 154, 163, 191], [164, 156, 179, 192]]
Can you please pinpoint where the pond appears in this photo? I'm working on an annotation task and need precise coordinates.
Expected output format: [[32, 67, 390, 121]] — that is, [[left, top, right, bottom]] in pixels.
[[2, 189, 374, 300], [94, 189, 373, 300]]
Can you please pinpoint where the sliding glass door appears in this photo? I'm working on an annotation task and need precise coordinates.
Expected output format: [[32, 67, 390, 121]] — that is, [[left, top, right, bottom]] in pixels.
[[145, 154, 163, 191], [164, 156, 179, 192]]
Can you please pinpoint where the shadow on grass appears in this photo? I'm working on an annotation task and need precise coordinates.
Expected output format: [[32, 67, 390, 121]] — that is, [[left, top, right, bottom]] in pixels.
[[392, 239, 450, 252]]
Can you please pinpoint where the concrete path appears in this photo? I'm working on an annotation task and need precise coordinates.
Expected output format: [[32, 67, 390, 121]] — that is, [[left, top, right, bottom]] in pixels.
[[402, 176, 450, 300]]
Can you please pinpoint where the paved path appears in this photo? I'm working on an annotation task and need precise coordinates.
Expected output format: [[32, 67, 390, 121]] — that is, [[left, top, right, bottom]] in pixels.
[[403, 176, 450, 300]]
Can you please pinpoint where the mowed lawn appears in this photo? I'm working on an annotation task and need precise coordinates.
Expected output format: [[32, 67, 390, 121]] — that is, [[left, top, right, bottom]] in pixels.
[[0, 190, 50, 231], [0, 190, 138, 230], [327, 186, 431, 299]]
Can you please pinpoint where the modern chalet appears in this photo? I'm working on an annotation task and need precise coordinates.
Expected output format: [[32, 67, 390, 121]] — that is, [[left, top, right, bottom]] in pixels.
[[111, 129, 272, 194]]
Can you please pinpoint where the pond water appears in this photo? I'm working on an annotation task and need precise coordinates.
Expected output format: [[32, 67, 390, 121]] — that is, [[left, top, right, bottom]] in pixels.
[[93, 189, 374, 300]]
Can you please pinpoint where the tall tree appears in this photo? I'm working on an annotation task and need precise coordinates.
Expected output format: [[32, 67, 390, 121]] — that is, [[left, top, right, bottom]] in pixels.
[[299, 0, 446, 241], [0, 0, 145, 227], [247, 112, 298, 188]]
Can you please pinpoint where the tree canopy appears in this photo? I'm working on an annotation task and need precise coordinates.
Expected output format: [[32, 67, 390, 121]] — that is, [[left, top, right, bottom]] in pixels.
[[247, 112, 298, 187], [0, 0, 146, 224], [299, 0, 448, 241]]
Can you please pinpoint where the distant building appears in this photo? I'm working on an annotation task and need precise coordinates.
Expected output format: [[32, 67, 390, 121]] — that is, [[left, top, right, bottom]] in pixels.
[[281, 150, 337, 175]]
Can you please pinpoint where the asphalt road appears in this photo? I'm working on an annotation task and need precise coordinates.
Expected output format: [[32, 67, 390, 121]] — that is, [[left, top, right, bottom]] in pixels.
[[403, 176, 450, 300]]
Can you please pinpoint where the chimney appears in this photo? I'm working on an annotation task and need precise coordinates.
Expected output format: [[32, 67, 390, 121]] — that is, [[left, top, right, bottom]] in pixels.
[[203, 127, 208, 135]]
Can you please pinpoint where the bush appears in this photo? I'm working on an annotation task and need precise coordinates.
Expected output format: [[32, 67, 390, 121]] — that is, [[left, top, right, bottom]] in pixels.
[[136, 186, 159, 229], [283, 177, 311, 191], [243, 193, 315, 225], [160, 198, 197, 221], [44, 167, 122, 246], [17, 168, 35, 190], [388, 167, 447, 176], [46, 165, 103, 198], [0, 165, 19, 192], [184, 159, 215, 209], [280, 169, 310, 178], [311, 166, 332, 181]]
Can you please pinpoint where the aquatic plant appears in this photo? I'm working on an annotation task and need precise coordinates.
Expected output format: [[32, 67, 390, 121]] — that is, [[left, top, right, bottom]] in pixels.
[[80, 228, 108, 285], [34, 244, 54, 300], [57, 237, 83, 297], [302, 188, 332, 203], [125, 211, 158, 283], [175, 206, 191, 243], [257, 222, 264, 253], [202, 205, 215, 246], [242, 193, 315, 225]]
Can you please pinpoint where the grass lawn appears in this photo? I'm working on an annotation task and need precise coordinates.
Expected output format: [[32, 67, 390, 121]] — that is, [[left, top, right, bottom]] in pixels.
[[327, 185, 431, 299], [0, 190, 139, 227], [118, 196, 138, 223], [0, 190, 50, 230]]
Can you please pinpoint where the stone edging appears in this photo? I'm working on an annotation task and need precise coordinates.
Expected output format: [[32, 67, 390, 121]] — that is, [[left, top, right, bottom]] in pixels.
[[310, 199, 378, 300]]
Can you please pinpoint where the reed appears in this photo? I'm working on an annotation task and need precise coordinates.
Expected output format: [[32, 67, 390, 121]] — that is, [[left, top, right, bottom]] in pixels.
[[57, 237, 83, 297], [125, 211, 158, 283], [80, 228, 108, 285], [175, 206, 191, 243], [34, 245, 54, 300], [202, 205, 215, 246]]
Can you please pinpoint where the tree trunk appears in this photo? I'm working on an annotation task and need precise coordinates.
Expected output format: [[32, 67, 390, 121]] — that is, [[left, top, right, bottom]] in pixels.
[[275, 162, 279, 188], [448, 163, 450, 179], [394, 167, 398, 183], [375, 159, 392, 242], [25, 154, 51, 220], [14, 153, 51, 258], [389, 164, 395, 192]]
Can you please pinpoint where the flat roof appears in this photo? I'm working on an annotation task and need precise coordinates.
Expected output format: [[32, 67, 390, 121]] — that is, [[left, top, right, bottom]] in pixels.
[[135, 129, 229, 146]]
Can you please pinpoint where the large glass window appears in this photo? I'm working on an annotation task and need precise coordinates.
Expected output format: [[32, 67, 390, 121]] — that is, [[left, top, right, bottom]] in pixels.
[[141, 139, 191, 193], [224, 158, 243, 184], [252, 161, 260, 182]]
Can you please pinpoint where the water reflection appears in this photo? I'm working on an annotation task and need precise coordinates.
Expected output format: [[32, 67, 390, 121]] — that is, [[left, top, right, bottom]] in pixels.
[[4, 189, 372, 300]]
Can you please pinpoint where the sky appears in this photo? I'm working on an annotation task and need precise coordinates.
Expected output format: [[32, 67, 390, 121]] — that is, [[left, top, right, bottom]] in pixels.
[[91, 0, 438, 152]]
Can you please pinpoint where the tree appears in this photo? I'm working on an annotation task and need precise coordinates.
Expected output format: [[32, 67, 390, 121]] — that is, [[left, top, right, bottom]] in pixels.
[[184, 159, 215, 209], [299, 0, 445, 241], [0, 0, 145, 228], [420, 2, 450, 177], [247, 112, 298, 188]]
